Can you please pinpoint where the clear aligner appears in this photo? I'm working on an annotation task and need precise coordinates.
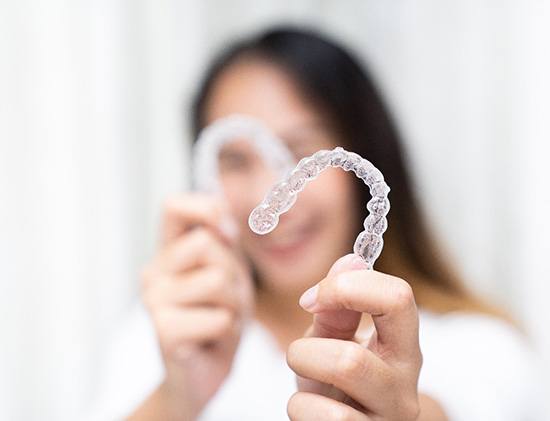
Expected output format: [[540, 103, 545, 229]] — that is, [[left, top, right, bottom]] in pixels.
[[192, 114, 295, 193], [248, 146, 390, 270]]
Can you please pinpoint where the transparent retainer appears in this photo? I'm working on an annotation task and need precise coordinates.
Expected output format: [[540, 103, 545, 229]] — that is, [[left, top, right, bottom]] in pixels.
[[248, 147, 390, 270], [192, 114, 295, 194]]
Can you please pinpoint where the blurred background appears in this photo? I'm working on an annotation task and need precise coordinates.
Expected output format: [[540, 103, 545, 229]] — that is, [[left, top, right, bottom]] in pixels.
[[0, 0, 549, 419]]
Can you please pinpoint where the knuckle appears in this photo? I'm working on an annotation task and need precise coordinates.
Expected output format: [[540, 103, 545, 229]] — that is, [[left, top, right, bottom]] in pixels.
[[335, 342, 369, 381], [155, 313, 191, 357], [191, 227, 215, 249], [164, 338, 183, 359], [205, 267, 228, 291], [381, 369, 400, 396], [286, 339, 302, 368], [203, 267, 240, 310], [397, 397, 421, 421], [331, 406, 355, 421], [210, 309, 234, 335], [390, 279, 415, 312]]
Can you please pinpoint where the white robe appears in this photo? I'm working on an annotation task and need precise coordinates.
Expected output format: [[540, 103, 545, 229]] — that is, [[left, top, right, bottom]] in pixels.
[[85, 304, 544, 420]]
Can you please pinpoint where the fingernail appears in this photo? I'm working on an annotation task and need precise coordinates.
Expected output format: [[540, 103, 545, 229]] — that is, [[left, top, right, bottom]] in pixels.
[[299, 284, 319, 311]]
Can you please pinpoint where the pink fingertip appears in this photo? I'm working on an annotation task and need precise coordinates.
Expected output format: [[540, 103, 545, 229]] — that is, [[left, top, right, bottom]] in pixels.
[[348, 254, 369, 270], [328, 254, 356, 274]]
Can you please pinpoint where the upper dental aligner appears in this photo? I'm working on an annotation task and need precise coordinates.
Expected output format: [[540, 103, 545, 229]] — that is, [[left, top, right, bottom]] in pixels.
[[192, 114, 295, 193], [248, 146, 390, 270]]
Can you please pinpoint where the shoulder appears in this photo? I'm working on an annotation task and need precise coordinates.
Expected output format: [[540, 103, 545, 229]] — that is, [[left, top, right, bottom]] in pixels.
[[417, 310, 543, 421], [419, 309, 528, 355], [418, 309, 533, 371]]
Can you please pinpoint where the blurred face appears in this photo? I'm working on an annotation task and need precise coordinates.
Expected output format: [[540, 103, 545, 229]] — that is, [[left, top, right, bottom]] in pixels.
[[204, 58, 360, 295]]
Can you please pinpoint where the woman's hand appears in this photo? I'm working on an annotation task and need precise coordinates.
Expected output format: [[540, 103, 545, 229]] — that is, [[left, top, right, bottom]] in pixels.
[[131, 193, 254, 421], [286, 253, 429, 421]]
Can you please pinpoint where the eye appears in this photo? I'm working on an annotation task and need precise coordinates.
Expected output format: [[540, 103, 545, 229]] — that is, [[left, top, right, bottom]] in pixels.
[[219, 150, 253, 173]]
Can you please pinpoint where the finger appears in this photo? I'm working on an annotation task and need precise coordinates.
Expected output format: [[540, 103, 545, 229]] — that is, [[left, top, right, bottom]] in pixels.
[[143, 266, 245, 316], [152, 227, 238, 274], [155, 307, 237, 354], [303, 254, 369, 341], [161, 193, 238, 246], [287, 337, 394, 414], [287, 391, 372, 421], [325, 253, 368, 278], [301, 267, 419, 362]]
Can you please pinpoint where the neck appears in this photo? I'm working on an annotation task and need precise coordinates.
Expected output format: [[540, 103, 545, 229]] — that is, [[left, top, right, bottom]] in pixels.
[[254, 285, 314, 352]]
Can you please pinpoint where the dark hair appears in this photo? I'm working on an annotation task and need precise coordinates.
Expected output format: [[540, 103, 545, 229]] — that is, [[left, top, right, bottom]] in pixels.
[[190, 26, 506, 317]]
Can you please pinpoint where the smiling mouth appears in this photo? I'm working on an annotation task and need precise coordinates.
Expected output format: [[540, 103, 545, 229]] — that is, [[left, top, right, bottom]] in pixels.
[[260, 217, 319, 258]]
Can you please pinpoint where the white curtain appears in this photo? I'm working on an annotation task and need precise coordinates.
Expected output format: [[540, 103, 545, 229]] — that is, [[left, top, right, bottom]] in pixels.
[[0, 1, 548, 419]]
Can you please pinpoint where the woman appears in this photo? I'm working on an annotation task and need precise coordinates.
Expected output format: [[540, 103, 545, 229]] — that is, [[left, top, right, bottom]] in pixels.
[[104, 27, 539, 420]]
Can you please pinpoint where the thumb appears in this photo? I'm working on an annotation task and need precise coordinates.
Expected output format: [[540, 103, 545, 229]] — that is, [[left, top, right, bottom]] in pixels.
[[326, 253, 369, 278], [300, 253, 369, 340]]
